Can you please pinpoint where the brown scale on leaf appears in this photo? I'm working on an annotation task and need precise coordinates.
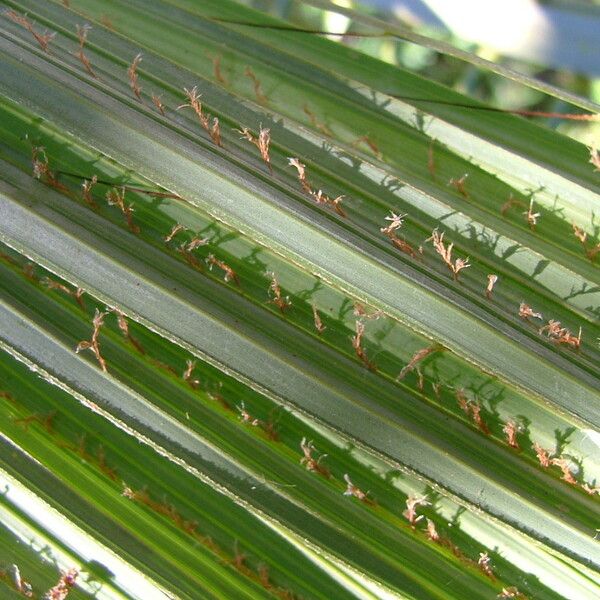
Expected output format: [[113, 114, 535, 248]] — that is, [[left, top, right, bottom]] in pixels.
[[455, 389, 490, 434], [0, 252, 18, 266], [177, 86, 222, 145], [244, 66, 268, 105], [397, 344, 444, 381], [267, 271, 292, 313], [182, 359, 201, 389], [122, 485, 217, 549], [207, 386, 233, 412], [477, 552, 495, 580], [311, 188, 347, 217], [0, 390, 17, 404], [518, 302, 543, 321], [96, 445, 118, 481], [426, 229, 470, 280], [532, 442, 552, 468], [237, 126, 272, 173], [303, 104, 333, 136], [113, 308, 145, 354], [402, 494, 430, 528], [151, 94, 166, 116], [210, 117, 222, 147], [379, 211, 417, 257], [523, 198, 541, 230], [311, 303, 326, 335], [185, 237, 209, 252], [539, 320, 582, 350], [551, 456, 578, 484], [23, 263, 37, 282], [237, 401, 260, 427], [207, 53, 227, 85], [178, 87, 210, 133], [427, 139, 436, 180], [260, 412, 280, 442], [343, 474, 375, 505], [127, 53, 143, 101], [485, 274, 498, 300], [31, 147, 68, 192], [353, 302, 383, 320], [14, 410, 56, 434], [258, 564, 271, 590], [4, 9, 55, 53], [164, 223, 188, 243], [226, 542, 253, 577], [6, 563, 33, 597], [502, 420, 521, 449], [288, 157, 347, 217], [41, 277, 86, 309], [448, 173, 470, 198], [500, 194, 526, 216], [177, 242, 204, 271], [300, 437, 330, 478], [498, 586, 528, 599], [425, 518, 440, 541], [206, 254, 240, 285], [74, 24, 97, 78], [106, 187, 140, 234], [81, 175, 98, 209], [44, 568, 78, 600], [76, 308, 109, 372], [351, 134, 382, 159], [351, 320, 377, 372], [572, 223, 600, 261], [100, 15, 115, 30], [582, 482, 600, 495]]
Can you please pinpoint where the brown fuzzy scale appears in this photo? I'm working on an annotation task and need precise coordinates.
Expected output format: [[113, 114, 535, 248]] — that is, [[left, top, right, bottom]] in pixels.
[[106, 188, 140, 234], [448, 174, 470, 198], [113, 309, 146, 354], [81, 175, 98, 209], [76, 308, 109, 372], [551, 457, 578, 484], [427, 139, 436, 179], [244, 66, 268, 105], [14, 410, 56, 434], [41, 277, 86, 310], [303, 104, 333, 136], [351, 320, 377, 372], [267, 272, 292, 313], [151, 94, 166, 116], [502, 420, 521, 449], [311, 303, 326, 335], [343, 474, 376, 505], [485, 274, 498, 300], [500, 194, 526, 216], [127, 54, 143, 101], [4, 9, 55, 53], [74, 24, 97, 78], [237, 126, 272, 173], [426, 229, 470, 280], [397, 344, 444, 381], [31, 147, 68, 192], [402, 495, 430, 528], [300, 437, 330, 478], [206, 254, 239, 285], [532, 442, 552, 468], [351, 135, 382, 159]]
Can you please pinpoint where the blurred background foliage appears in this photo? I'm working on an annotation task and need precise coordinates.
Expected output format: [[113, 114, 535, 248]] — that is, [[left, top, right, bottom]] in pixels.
[[242, 0, 600, 145]]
